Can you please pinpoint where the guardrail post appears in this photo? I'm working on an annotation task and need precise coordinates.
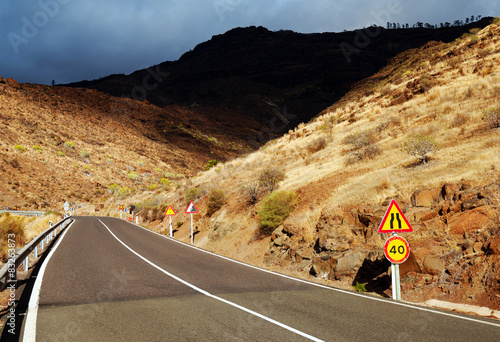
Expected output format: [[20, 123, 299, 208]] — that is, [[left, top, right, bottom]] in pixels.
[[23, 256, 28, 272], [40, 239, 44, 250], [46, 234, 49, 244], [34, 246, 38, 258]]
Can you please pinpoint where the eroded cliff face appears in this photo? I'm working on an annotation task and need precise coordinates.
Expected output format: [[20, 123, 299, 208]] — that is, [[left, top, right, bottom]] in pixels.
[[264, 181, 499, 308]]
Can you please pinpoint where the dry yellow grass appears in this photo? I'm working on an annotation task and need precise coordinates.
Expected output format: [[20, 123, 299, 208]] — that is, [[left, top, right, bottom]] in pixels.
[[92, 22, 500, 277]]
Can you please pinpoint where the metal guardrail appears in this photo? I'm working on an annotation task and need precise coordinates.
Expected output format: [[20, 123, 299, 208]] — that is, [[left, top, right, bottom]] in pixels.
[[0, 210, 46, 217], [0, 217, 73, 291]]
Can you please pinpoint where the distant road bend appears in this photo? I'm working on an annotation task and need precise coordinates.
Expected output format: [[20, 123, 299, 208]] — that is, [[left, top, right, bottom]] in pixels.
[[20, 217, 500, 341]]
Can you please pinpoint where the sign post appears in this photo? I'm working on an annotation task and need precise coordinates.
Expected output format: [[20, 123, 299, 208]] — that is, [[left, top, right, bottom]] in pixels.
[[165, 206, 176, 237], [185, 202, 198, 244], [63, 201, 69, 218], [119, 205, 124, 219], [378, 200, 413, 301]]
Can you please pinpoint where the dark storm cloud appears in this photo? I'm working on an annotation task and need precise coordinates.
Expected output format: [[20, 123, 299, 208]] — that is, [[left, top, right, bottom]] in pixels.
[[0, 0, 498, 85]]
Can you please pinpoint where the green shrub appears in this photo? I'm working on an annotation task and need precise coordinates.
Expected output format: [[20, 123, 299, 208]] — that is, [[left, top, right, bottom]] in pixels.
[[418, 73, 434, 93], [259, 168, 285, 193], [64, 141, 75, 149], [306, 137, 328, 154], [84, 165, 90, 170], [81, 150, 90, 158], [401, 135, 438, 164], [128, 171, 138, 180], [14, 145, 26, 152], [176, 174, 186, 179], [108, 183, 120, 194], [343, 130, 373, 149], [147, 184, 159, 190], [155, 168, 164, 174], [117, 187, 133, 197], [164, 172, 176, 179], [160, 178, 170, 186], [176, 221, 184, 229], [353, 281, 367, 293], [32, 145, 43, 153], [258, 190, 298, 235], [205, 159, 219, 171], [241, 181, 262, 205], [206, 189, 226, 216], [482, 107, 500, 128], [56, 151, 65, 157], [185, 187, 201, 203]]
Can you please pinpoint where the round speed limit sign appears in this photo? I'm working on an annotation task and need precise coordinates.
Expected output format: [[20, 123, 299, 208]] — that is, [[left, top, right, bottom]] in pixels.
[[384, 236, 410, 264]]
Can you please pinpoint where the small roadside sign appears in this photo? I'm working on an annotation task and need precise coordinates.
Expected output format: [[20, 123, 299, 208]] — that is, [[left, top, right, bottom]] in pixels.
[[165, 206, 176, 216], [378, 200, 413, 234], [119, 205, 124, 210], [185, 201, 198, 214], [384, 235, 410, 264], [63, 201, 69, 211]]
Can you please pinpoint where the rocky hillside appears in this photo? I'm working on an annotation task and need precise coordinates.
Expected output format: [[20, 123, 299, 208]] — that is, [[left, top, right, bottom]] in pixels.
[[68, 20, 494, 137], [105, 20, 500, 310], [0, 79, 261, 210]]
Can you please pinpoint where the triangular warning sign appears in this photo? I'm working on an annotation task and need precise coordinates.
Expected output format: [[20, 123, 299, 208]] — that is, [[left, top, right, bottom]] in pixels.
[[378, 200, 413, 233], [185, 201, 199, 214], [165, 206, 176, 216]]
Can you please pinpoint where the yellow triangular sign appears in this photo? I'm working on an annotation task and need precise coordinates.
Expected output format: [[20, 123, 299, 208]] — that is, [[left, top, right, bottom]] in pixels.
[[378, 200, 413, 233], [165, 206, 176, 216]]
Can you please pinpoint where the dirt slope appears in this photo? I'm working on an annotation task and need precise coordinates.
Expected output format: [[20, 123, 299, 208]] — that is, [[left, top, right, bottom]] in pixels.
[[111, 21, 500, 310], [0, 80, 260, 210]]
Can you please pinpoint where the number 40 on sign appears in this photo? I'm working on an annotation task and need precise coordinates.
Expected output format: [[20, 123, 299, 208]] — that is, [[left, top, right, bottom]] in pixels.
[[384, 235, 410, 264]]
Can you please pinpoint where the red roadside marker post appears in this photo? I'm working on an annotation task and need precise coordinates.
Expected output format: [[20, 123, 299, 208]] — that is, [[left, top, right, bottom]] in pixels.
[[185, 202, 199, 244], [378, 200, 413, 300]]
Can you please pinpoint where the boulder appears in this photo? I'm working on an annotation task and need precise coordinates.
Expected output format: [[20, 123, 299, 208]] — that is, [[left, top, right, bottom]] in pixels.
[[473, 242, 483, 253], [399, 252, 422, 276], [411, 189, 442, 207], [485, 234, 500, 255], [334, 252, 364, 276], [420, 210, 439, 222], [448, 206, 497, 235], [310, 256, 337, 280], [5, 78, 21, 89], [423, 256, 445, 275], [441, 183, 457, 201]]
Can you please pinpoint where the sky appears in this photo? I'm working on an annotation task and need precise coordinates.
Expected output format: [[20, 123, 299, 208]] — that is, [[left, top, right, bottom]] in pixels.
[[0, 0, 498, 85]]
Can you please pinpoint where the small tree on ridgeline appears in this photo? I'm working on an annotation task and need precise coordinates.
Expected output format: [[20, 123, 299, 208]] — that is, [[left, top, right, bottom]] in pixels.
[[401, 135, 438, 164]]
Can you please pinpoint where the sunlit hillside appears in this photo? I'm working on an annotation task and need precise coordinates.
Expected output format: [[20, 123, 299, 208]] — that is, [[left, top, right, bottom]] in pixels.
[[99, 20, 500, 310]]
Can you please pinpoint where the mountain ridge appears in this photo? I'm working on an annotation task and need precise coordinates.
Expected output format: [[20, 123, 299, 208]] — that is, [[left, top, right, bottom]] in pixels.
[[67, 19, 494, 131]]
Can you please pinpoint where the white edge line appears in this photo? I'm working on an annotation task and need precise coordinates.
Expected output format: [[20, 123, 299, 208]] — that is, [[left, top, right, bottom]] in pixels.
[[22, 221, 75, 342], [115, 217, 500, 329], [99, 219, 324, 342]]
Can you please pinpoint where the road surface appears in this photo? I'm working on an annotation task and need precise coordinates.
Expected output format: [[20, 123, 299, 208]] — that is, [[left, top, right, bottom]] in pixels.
[[19, 217, 500, 341]]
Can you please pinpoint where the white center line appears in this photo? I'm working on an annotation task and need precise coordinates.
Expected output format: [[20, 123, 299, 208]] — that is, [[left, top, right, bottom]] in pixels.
[[99, 219, 324, 342]]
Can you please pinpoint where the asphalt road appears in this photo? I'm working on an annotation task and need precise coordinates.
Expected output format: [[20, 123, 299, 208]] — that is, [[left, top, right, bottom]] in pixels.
[[20, 217, 500, 341]]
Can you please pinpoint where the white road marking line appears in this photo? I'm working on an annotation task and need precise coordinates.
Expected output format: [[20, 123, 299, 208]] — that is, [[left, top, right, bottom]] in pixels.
[[22, 221, 75, 342], [119, 218, 500, 328], [99, 219, 324, 342]]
